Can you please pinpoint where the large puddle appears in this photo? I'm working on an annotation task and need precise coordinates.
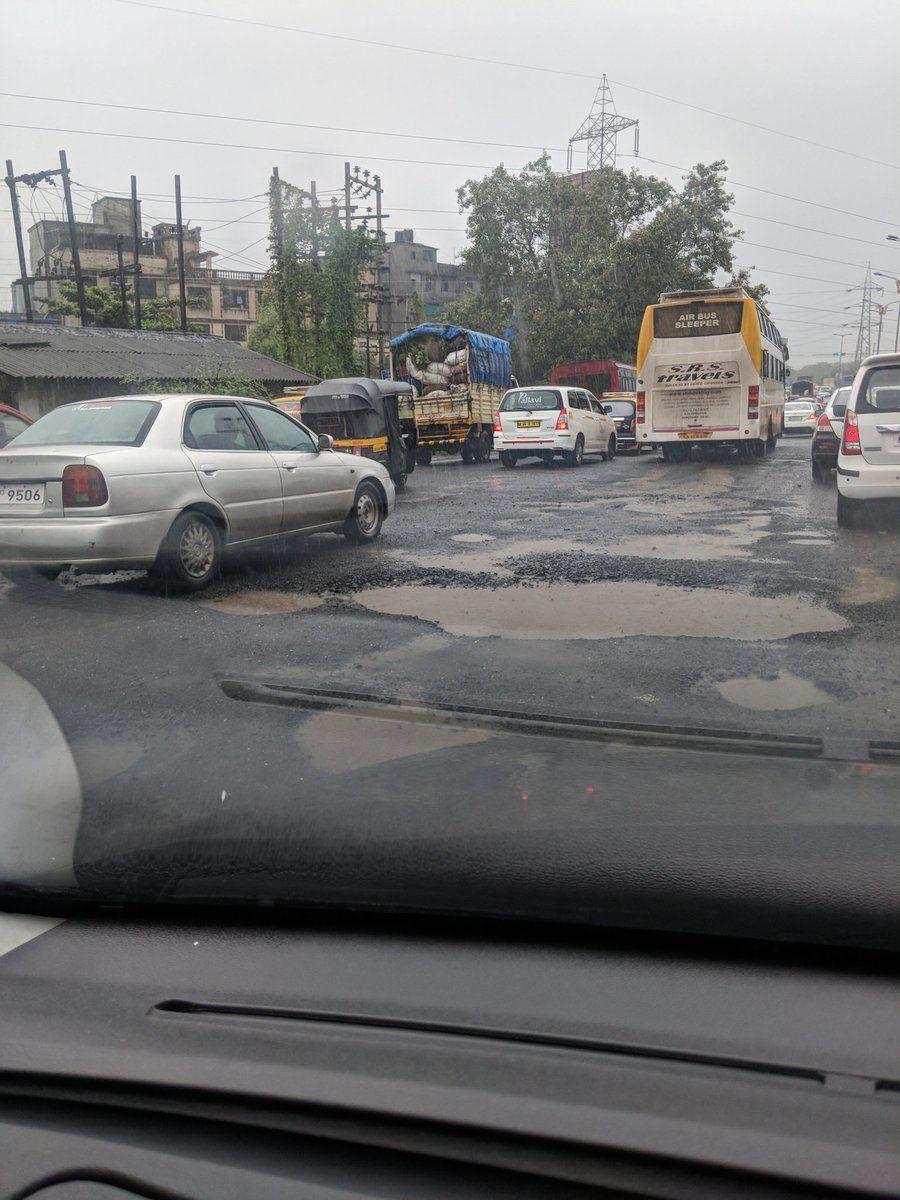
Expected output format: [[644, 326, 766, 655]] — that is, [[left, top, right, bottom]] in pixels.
[[352, 580, 848, 641], [604, 516, 771, 561], [713, 671, 833, 711]]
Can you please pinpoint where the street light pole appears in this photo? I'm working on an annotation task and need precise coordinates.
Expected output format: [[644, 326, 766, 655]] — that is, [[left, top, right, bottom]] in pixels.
[[873, 272, 900, 353]]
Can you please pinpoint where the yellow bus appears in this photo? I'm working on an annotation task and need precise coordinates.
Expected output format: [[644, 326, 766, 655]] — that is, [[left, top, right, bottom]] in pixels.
[[635, 287, 786, 462]]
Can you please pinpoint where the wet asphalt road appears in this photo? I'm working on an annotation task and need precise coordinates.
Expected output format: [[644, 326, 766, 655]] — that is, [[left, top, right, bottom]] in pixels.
[[5, 435, 899, 769]]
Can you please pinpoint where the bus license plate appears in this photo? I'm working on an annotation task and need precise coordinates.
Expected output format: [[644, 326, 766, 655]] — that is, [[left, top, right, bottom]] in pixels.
[[678, 431, 713, 439], [0, 483, 45, 509], [517, 420, 540, 428]]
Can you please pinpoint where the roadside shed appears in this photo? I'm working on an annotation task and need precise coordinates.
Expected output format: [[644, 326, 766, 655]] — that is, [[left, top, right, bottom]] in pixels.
[[0, 323, 315, 420]]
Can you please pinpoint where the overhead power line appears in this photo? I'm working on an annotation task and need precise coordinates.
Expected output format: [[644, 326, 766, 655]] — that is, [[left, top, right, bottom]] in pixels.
[[104, 0, 898, 172], [0, 90, 576, 156], [5, 121, 898, 233]]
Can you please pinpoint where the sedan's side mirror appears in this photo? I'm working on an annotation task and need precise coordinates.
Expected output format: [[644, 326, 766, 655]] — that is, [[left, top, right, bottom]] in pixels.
[[602, 403, 613, 414], [317, 433, 334, 451]]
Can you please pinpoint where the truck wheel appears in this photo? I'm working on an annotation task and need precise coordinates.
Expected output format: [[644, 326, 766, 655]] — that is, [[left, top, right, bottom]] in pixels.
[[479, 430, 493, 463], [416, 446, 433, 467], [499, 450, 517, 469], [405, 445, 417, 474], [392, 472, 407, 494], [461, 444, 473, 464]]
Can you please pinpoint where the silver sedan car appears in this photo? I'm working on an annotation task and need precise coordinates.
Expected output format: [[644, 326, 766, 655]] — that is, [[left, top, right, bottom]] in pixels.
[[0, 393, 395, 590]]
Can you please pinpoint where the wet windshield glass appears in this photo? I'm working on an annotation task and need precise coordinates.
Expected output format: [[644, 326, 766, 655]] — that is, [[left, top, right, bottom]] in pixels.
[[0, 0, 897, 934], [11, 400, 160, 446]]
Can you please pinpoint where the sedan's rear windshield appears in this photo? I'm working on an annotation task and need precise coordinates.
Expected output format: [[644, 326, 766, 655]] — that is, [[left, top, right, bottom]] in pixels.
[[500, 389, 563, 411], [606, 400, 636, 417], [10, 399, 160, 446], [786, 402, 814, 411]]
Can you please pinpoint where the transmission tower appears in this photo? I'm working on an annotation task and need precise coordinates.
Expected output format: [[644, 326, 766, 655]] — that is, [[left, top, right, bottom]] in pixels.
[[854, 264, 875, 364], [567, 74, 639, 173]]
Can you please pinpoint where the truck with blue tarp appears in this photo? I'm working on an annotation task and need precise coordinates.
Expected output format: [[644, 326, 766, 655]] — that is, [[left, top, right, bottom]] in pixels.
[[389, 323, 512, 464]]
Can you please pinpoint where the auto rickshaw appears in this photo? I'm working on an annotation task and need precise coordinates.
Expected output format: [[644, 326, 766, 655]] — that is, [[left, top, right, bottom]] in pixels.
[[282, 377, 416, 491]]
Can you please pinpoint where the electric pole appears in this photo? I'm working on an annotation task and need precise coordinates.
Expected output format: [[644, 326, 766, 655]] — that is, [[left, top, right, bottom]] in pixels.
[[130, 174, 142, 329], [174, 173, 188, 332], [270, 166, 288, 360], [116, 235, 128, 327], [344, 161, 352, 231], [567, 74, 639, 173], [59, 150, 88, 326], [5, 159, 33, 321]]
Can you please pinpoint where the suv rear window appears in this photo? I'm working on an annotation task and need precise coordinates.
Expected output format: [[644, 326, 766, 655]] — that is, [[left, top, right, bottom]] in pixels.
[[856, 365, 900, 414], [500, 389, 563, 412], [11, 399, 160, 446]]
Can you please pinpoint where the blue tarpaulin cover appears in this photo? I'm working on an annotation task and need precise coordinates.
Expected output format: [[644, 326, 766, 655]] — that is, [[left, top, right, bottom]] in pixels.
[[390, 324, 511, 389]]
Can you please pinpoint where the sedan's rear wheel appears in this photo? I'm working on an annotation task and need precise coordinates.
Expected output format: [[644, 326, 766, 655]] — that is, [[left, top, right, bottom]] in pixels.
[[156, 510, 221, 591], [343, 482, 384, 544], [499, 450, 517, 468]]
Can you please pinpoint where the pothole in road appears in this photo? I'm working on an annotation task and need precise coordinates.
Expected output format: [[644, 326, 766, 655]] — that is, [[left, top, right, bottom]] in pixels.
[[713, 671, 833, 711], [604, 515, 771, 561], [352, 580, 848, 641], [839, 566, 900, 606], [450, 533, 495, 543], [201, 590, 325, 615]]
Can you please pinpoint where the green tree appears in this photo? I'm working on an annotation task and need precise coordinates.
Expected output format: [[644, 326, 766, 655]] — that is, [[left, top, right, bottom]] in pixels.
[[258, 175, 376, 377], [448, 155, 757, 382], [40, 280, 185, 330]]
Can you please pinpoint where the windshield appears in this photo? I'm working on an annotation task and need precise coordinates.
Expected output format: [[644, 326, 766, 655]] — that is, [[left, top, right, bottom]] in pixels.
[[0, 0, 897, 953], [500, 389, 563, 411], [10, 399, 160, 446]]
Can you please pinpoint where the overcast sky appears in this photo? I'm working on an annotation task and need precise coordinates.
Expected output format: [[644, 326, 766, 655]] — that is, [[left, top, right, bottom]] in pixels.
[[2, 0, 899, 363]]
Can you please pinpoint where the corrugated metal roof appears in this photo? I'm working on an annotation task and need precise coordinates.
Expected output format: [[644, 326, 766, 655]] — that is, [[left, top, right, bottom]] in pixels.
[[0, 323, 315, 384]]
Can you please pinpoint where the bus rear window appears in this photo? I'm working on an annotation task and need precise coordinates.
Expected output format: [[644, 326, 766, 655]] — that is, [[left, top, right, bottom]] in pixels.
[[653, 302, 743, 338]]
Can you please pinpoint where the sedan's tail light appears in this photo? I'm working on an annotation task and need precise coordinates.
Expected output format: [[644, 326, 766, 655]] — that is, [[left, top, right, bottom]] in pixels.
[[493, 411, 502, 432], [62, 464, 108, 507], [841, 408, 862, 455], [555, 409, 570, 431], [636, 391, 646, 422], [748, 385, 759, 420], [816, 412, 836, 435]]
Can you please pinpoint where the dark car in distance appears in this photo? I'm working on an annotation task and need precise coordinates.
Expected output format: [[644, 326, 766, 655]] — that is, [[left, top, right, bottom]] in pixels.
[[811, 386, 849, 483]]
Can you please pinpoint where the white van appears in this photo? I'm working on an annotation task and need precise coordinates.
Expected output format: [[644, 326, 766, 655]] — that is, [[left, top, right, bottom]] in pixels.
[[494, 386, 617, 468]]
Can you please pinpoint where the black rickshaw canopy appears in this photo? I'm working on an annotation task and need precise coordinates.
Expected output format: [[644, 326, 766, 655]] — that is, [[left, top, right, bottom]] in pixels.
[[301, 377, 413, 482]]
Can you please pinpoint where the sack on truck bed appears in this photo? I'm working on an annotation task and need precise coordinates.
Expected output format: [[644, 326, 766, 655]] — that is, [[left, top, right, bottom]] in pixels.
[[445, 348, 468, 367]]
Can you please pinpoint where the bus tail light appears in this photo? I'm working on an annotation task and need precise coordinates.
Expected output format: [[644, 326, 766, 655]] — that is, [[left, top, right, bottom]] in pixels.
[[841, 408, 862, 455], [555, 409, 570, 431], [493, 412, 502, 432], [747, 385, 760, 420], [636, 391, 645, 422], [62, 464, 108, 508]]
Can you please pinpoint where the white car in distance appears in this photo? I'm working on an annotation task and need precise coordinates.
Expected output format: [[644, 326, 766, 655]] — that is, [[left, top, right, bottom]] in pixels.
[[783, 400, 818, 435], [494, 385, 617, 468]]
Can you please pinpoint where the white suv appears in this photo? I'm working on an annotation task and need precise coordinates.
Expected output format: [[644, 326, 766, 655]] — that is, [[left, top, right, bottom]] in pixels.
[[494, 385, 617, 468], [837, 353, 900, 527]]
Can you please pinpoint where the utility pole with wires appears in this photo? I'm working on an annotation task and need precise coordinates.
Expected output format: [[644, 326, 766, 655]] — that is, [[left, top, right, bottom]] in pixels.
[[345, 165, 390, 372], [59, 150, 88, 327], [130, 174, 142, 330], [3, 158, 65, 323], [173, 173, 188, 333]]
